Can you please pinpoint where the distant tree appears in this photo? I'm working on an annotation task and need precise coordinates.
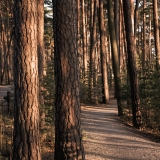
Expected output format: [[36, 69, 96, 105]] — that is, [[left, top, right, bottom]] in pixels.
[[134, 0, 140, 37], [99, 0, 109, 104], [89, 0, 97, 100], [77, 0, 82, 68], [37, 0, 45, 106], [82, 0, 87, 76], [0, 0, 13, 84], [142, 0, 146, 67], [53, 0, 85, 159], [152, 0, 160, 67], [13, 0, 41, 159]]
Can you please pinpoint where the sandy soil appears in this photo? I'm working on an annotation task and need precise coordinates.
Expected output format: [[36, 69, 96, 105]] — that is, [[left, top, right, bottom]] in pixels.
[[81, 98, 160, 160]]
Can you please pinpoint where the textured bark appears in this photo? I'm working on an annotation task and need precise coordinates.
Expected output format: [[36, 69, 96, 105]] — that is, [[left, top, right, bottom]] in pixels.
[[99, 0, 109, 104], [123, 0, 140, 129], [13, 0, 41, 159], [107, 0, 122, 116], [53, 0, 85, 159], [152, 0, 160, 67]]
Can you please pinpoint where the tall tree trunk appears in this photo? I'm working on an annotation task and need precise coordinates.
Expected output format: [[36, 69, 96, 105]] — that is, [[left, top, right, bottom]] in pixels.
[[142, 0, 146, 67], [130, 0, 134, 34], [99, 0, 109, 104], [107, 0, 122, 116], [53, 0, 85, 159], [134, 0, 140, 36], [152, 0, 160, 67], [82, 0, 87, 76], [13, 0, 41, 159], [0, 0, 13, 84], [89, 0, 97, 102], [148, 11, 152, 62], [78, 0, 82, 74], [114, 0, 120, 59], [123, 0, 140, 129], [119, 0, 126, 72]]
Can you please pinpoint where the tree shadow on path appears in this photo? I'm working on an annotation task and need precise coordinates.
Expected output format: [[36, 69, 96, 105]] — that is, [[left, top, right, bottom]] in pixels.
[[81, 98, 160, 160]]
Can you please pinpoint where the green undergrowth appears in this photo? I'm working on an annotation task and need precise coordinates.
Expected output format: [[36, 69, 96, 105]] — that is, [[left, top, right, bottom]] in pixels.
[[120, 64, 160, 136]]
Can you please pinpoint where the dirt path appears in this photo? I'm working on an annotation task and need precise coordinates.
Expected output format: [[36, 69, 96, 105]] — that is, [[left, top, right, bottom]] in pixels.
[[81, 98, 160, 160], [1, 85, 160, 159]]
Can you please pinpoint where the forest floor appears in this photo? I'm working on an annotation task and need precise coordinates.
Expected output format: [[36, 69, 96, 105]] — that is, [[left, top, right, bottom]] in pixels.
[[0, 85, 160, 160], [81, 95, 160, 160]]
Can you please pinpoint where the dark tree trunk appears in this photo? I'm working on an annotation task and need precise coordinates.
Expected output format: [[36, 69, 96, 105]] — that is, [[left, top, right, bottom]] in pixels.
[[107, 0, 122, 116], [13, 0, 41, 159], [123, 0, 140, 129], [37, 0, 45, 106], [53, 0, 85, 159], [37, 0, 44, 79]]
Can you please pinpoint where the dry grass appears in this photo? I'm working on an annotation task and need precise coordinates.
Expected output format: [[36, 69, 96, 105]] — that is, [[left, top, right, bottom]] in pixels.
[[0, 103, 55, 159]]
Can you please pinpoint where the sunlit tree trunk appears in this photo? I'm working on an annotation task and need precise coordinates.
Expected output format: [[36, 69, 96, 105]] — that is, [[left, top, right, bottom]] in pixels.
[[148, 11, 152, 62], [82, 0, 87, 76], [152, 0, 160, 67], [119, 0, 126, 72], [130, 0, 134, 34], [142, 0, 146, 67], [134, 0, 140, 37], [134, 0, 140, 61], [13, 0, 41, 159], [53, 0, 85, 159], [114, 0, 120, 58], [78, 0, 82, 74]]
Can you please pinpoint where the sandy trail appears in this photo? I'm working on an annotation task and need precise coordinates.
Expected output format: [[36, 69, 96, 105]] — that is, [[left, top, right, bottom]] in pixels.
[[81, 98, 160, 160], [1, 85, 160, 159]]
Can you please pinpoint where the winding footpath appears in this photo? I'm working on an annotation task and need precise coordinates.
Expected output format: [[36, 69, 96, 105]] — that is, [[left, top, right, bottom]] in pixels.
[[81, 97, 160, 160], [1, 85, 160, 159]]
